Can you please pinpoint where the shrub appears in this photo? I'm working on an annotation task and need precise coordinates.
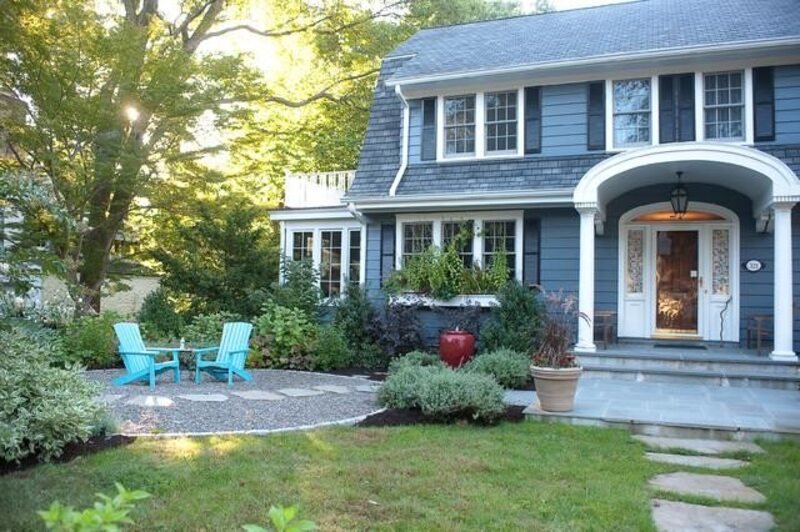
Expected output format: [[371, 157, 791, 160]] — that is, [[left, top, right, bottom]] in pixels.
[[481, 281, 545, 354], [332, 284, 377, 349], [417, 371, 505, 423], [38, 483, 150, 531], [0, 329, 104, 463], [183, 311, 241, 346], [377, 364, 445, 409], [355, 342, 390, 370], [252, 303, 316, 370], [310, 325, 352, 371], [387, 350, 443, 374], [464, 349, 530, 389], [372, 302, 424, 358], [271, 259, 321, 319], [137, 287, 184, 340], [61, 311, 123, 369]]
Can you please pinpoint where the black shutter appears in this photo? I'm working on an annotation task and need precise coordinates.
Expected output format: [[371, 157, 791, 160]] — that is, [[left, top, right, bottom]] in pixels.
[[524, 87, 542, 154], [380, 223, 395, 285], [754, 67, 775, 142], [587, 81, 605, 151], [421, 98, 436, 161], [522, 218, 540, 287], [659, 74, 695, 143]]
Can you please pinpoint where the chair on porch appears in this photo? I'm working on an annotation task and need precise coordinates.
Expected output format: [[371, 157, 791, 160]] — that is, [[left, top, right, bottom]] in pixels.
[[112, 323, 181, 390], [745, 315, 772, 355], [194, 322, 254, 387], [593, 310, 617, 350]]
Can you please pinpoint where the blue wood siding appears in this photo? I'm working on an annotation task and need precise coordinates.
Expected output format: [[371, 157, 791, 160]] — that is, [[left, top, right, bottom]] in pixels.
[[774, 64, 800, 144], [408, 99, 423, 163], [538, 208, 579, 292], [541, 83, 588, 156]]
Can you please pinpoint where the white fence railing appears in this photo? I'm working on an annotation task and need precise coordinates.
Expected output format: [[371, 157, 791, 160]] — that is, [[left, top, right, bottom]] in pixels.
[[284, 170, 355, 208]]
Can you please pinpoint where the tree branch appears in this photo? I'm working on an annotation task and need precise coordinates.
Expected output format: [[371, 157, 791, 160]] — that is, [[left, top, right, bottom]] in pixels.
[[262, 68, 379, 108]]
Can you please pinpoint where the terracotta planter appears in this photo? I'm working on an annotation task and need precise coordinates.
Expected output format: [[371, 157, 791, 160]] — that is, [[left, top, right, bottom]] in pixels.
[[438, 330, 476, 368], [530, 366, 582, 412]]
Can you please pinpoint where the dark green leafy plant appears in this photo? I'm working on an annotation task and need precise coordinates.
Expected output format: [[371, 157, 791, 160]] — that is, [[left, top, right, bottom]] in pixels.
[[242, 504, 317, 532], [252, 303, 316, 370], [38, 483, 150, 531], [183, 312, 241, 346], [310, 325, 352, 371], [137, 287, 184, 340], [481, 281, 545, 354], [332, 284, 382, 366], [61, 312, 123, 369], [464, 349, 530, 389], [271, 259, 322, 319]]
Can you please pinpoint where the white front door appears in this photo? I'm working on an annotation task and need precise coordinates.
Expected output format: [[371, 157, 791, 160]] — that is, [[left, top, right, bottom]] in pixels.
[[618, 203, 739, 342]]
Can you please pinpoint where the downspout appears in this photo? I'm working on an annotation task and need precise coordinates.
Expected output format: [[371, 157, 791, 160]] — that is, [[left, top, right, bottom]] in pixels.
[[389, 84, 410, 197]]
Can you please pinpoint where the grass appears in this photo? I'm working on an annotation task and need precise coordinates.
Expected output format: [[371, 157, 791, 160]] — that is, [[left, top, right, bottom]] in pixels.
[[1, 423, 798, 531]]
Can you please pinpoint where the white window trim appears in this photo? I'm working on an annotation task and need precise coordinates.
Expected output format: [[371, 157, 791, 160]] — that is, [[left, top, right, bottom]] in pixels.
[[280, 220, 364, 297], [394, 211, 524, 282], [606, 76, 658, 151]]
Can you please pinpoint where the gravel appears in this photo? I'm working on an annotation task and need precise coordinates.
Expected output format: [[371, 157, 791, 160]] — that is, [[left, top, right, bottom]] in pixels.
[[87, 369, 381, 435]]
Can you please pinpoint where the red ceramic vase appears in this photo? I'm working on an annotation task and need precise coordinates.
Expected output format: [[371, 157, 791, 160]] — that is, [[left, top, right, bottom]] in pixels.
[[438, 330, 476, 368]]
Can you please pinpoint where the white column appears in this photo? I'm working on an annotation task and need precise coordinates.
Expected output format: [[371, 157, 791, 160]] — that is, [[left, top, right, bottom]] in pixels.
[[771, 202, 797, 361], [575, 205, 597, 353]]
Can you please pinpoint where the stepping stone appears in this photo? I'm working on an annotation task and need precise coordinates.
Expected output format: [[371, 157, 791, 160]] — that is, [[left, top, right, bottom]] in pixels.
[[313, 385, 351, 394], [125, 395, 174, 407], [634, 435, 765, 455], [646, 453, 749, 470], [649, 472, 766, 503], [97, 394, 125, 404], [176, 394, 228, 402], [277, 388, 324, 398], [651, 499, 774, 532], [231, 390, 285, 401], [355, 385, 380, 393]]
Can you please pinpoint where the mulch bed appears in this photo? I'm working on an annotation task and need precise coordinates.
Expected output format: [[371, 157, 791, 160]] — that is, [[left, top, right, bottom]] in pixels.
[[0, 434, 135, 476], [357, 405, 526, 428]]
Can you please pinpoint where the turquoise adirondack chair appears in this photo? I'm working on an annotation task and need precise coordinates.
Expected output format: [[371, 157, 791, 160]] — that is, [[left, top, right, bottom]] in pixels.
[[112, 323, 180, 390], [195, 322, 254, 387]]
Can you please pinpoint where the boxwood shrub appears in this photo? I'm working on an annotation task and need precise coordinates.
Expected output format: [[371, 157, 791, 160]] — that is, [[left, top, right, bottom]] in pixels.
[[417, 371, 505, 423], [464, 349, 530, 389], [387, 351, 443, 374]]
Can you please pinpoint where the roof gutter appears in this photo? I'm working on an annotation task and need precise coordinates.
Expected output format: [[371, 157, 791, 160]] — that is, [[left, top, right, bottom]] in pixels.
[[388, 85, 410, 196], [350, 188, 575, 212], [386, 38, 800, 87]]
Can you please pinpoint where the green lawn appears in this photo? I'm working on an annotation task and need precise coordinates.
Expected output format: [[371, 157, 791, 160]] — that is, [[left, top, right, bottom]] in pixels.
[[2, 422, 798, 531]]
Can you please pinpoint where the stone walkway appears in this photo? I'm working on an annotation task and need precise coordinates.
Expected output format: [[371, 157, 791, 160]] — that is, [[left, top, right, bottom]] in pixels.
[[638, 435, 775, 531], [87, 369, 382, 435]]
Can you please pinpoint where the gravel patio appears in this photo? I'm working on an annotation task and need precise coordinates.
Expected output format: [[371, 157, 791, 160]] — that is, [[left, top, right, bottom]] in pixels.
[[86, 369, 382, 436]]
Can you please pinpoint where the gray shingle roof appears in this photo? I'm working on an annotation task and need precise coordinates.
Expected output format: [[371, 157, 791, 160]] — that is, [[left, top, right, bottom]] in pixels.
[[388, 0, 800, 82]]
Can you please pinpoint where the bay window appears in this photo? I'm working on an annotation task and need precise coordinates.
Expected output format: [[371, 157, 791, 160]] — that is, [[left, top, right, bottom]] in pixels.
[[485, 91, 518, 154], [704, 71, 744, 140], [443, 95, 476, 157], [613, 78, 651, 147], [285, 224, 363, 298]]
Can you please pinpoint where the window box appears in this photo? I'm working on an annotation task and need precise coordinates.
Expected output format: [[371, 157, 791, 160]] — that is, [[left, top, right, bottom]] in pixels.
[[389, 293, 498, 308]]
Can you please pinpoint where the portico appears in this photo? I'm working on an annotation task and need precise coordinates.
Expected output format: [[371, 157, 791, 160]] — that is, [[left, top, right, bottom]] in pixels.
[[573, 143, 800, 361]]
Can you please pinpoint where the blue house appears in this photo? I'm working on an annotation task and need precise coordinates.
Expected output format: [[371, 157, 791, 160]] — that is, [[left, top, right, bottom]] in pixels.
[[271, 0, 800, 363]]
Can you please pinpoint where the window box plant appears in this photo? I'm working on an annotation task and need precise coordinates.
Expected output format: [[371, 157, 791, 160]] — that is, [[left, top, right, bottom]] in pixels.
[[530, 291, 586, 412]]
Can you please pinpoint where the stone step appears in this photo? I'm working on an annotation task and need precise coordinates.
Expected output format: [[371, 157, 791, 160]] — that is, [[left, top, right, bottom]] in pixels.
[[579, 350, 800, 376], [648, 472, 766, 503], [651, 499, 774, 532], [645, 452, 749, 469], [634, 435, 765, 454], [581, 364, 800, 390]]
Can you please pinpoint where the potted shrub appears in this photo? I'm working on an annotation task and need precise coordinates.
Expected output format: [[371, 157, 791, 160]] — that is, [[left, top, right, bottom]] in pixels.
[[439, 327, 476, 367], [530, 291, 586, 412]]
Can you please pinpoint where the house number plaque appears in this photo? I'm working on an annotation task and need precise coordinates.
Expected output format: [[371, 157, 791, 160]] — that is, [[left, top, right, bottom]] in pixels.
[[744, 259, 764, 272]]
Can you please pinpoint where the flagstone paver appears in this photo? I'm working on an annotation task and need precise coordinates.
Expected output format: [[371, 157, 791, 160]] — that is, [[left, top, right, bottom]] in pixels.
[[649, 472, 766, 503], [125, 395, 175, 407], [98, 394, 125, 404], [634, 435, 765, 455], [645, 452, 749, 470], [650, 499, 774, 532], [277, 388, 324, 398], [231, 390, 285, 401], [176, 393, 228, 402], [313, 385, 351, 394], [355, 384, 379, 393]]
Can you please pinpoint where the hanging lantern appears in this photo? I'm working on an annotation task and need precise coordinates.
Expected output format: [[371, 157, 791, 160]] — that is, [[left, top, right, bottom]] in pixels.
[[670, 171, 689, 218]]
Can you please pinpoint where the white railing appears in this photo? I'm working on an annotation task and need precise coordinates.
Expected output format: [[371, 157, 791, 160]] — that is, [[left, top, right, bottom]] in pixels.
[[284, 170, 355, 208]]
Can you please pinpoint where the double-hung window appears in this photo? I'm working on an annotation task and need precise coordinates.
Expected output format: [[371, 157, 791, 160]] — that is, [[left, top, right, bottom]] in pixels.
[[320, 231, 343, 297], [285, 225, 362, 298], [292, 231, 313, 261], [442, 221, 474, 267], [485, 91, 518, 154], [443, 95, 476, 157], [348, 229, 361, 284], [704, 71, 744, 140], [482, 221, 517, 279], [613, 79, 651, 147], [402, 222, 433, 264]]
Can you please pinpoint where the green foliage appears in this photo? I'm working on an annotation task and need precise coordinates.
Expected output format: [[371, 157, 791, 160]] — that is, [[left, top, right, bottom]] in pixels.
[[377, 365, 445, 410], [372, 303, 424, 358], [38, 482, 150, 532], [416, 371, 506, 423], [242, 504, 317, 532], [137, 287, 184, 340], [332, 284, 383, 367], [464, 349, 530, 389], [0, 329, 103, 463], [184, 312, 241, 346], [152, 202, 278, 318], [481, 281, 545, 354], [252, 304, 316, 370], [310, 326, 352, 371], [61, 312, 123, 369], [271, 259, 321, 319], [387, 351, 443, 375]]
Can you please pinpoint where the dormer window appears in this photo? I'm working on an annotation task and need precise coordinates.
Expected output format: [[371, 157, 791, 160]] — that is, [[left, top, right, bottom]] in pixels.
[[485, 91, 518, 154], [704, 71, 744, 140], [444, 95, 476, 157], [613, 78, 652, 148]]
